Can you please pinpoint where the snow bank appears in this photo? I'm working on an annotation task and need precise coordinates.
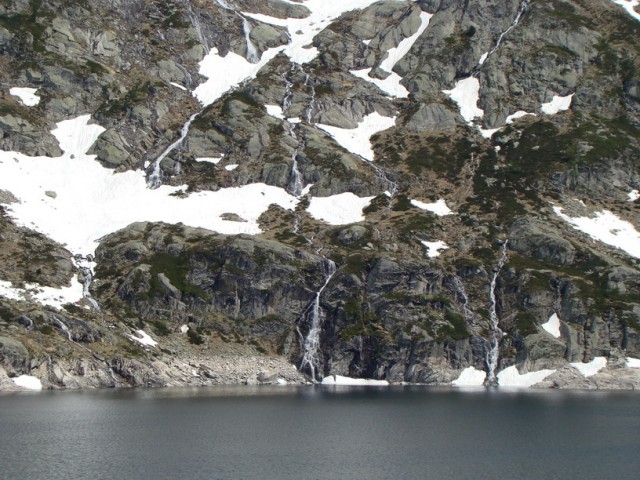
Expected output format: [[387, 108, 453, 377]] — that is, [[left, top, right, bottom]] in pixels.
[[12, 375, 43, 390], [626, 357, 640, 368], [612, 0, 640, 21], [265, 104, 286, 120], [541, 94, 573, 115], [628, 189, 639, 202], [195, 156, 223, 164], [127, 329, 158, 347], [410, 198, 453, 216], [420, 240, 449, 258], [0, 115, 299, 256], [570, 357, 607, 377], [321, 375, 389, 386], [553, 206, 640, 259], [506, 111, 536, 124], [351, 11, 432, 98], [541, 313, 561, 338], [0, 279, 83, 310], [451, 367, 486, 386], [496, 366, 556, 387], [307, 193, 374, 225], [9, 87, 40, 106], [316, 112, 396, 162], [443, 77, 483, 124], [224, 164, 239, 171]]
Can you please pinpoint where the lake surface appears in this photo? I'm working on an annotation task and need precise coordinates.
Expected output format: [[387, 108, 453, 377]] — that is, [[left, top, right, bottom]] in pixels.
[[1, 386, 638, 480]]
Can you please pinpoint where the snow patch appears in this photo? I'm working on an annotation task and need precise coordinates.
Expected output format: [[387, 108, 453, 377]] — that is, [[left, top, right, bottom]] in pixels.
[[127, 329, 158, 347], [316, 112, 396, 162], [452, 366, 486, 386], [506, 111, 536, 124], [410, 198, 453, 216], [265, 104, 285, 120], [9, 87, 40, 106], [0, 280, 24, 301], [612, 0, 640, 22], [170, 82, 187, 91], [443, 77, 484, 124], [628, 189, 639, 202], [570, 357, 607, 377], [496, 366, 556, 387], [12, 375, 42, 390], [195, 156, 223, 164], [0, 115, 299, 257], [420, 240, 449, 258], [478, 52, 489, 65], [321, 375, 389, 386], [541, 94, 574, 115], [626, 357, 640, 368], [0, 279, 83, 310], [307, 193, 374, 225], [224, 164, 239, 171], [541, 313, 561, 338], [553, 206, 640, 258], [180, 325, 189, 334], [276, 378, 288, 385]]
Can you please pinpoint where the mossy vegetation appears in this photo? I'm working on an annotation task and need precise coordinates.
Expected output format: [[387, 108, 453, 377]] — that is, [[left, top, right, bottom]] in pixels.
[[146, 252, 208, 300]]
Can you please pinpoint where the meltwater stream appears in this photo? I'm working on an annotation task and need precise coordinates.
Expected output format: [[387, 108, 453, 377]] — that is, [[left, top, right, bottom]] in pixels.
[[1, 387, 638, 480]]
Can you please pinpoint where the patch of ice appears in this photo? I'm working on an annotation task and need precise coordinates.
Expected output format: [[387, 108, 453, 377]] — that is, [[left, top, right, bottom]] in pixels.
[[12, 375, 42, 390], [321, 375, 389, 386], [195, 156, 223, 164], [628, 189, 639, 202], [626, 357, 640, 368], [452, 367, 486, 386], [410, 198, 453, 216], [420, 240, 449, 258], [316, 112, 396, 162], [170, 82, 188, 91], [9, 87, 40, 106], [553, 206, 640, 259], [265, 104, 285, 120], [506, 111, 536, 124], [224, 164, 239, 171], [307, 192, 374, 225], [127, 329, 158, 347], [541, 94, 574, 115], [612, 0, 640, 21], [570, 357, 607, 377], [0, 115, 299, 257], [496, 365, 556, 387], [443, 77, 484, 124], [541, 313, 561, 338]]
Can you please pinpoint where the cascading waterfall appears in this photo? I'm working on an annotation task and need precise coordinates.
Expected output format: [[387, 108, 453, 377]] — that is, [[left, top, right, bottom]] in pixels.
[[451, 276, 473, 322], [304, 72, 316, 123], [241, 16, 260, 63], [53, 315, 73, 341], [288, 152, 304, 197], [183, 0, 209, 54], [485, 240, 509, 386], [147, 112, 199, 189], [76, 254, 100, 311], [480, 0, 531, 65], [299, 259, 337, 382]]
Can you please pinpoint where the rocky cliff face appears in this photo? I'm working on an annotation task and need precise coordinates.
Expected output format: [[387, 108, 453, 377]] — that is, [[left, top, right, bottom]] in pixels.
[[1, 0, 640, 390]]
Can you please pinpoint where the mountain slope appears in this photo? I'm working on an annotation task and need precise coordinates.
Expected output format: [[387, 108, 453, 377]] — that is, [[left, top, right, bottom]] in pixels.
[[1, 0, 639, 390]]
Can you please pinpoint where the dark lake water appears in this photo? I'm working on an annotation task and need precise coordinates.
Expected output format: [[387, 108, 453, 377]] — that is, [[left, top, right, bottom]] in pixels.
[[1, 386, 638, 480]]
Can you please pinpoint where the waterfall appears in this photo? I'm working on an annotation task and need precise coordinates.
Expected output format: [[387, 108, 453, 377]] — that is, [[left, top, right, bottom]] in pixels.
[[304, 72, 316, 123], [451, 276, 473, 321], [282, 68, 295, 117], [480, 0, 531, 65], [147, 112, 199, 189], [75, 254, 100, 311], [53, 315, 73, 341], [485, 240, 509, 386], [299, 259, 337, 382], [183, 0, 209, 54], [287, 152, 304, 197], [241, 16, 260, 63]]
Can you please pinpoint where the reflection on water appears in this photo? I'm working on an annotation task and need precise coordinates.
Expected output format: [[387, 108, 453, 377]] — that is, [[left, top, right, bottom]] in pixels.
[[1, 386, 638, 480]]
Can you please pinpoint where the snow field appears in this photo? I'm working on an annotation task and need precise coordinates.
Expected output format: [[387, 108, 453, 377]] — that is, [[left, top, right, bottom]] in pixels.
[[12, 375, 43, 390], [541, 313, 561, 338], [321, 375, 389, 386], [420, 240, 449, 258], [451, 366, 486, 386], [307, 193, 374, 225], [570, 357, 607, 377], [127, 329, 158, 347], [9, 87, 40, 106], [496, 366, 556, 387]]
